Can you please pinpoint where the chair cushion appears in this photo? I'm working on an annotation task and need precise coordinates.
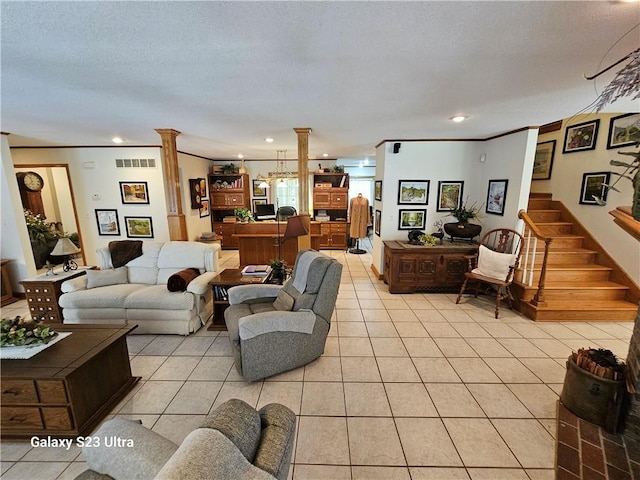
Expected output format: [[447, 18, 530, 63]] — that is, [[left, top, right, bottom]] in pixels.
[[86, 267, 128, 289], [200, 398, 261, 462], [273, 290, 294, 311], [473, 245, 516, 280]]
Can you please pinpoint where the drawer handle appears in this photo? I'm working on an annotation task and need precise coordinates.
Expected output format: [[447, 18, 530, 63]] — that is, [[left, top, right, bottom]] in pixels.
[[3, 389, 20, 396], [9, 416, 28, 423]]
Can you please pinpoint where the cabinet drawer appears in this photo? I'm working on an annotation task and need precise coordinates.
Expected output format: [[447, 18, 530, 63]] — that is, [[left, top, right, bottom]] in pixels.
[[24, 284, 54, 295], [226, 193, 244, 205], [42, 407, 74, 430], [331, 223, 347, 233], [37, 380, 68, 404], [2, 380, 38, 403], [1, 407, 43, 429], [330, 192, 348, 207]]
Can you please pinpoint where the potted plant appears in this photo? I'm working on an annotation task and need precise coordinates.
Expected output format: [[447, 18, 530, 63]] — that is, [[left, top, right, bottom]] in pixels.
[[234, 207, 254, 223], [268, 259, 289, 284], [444, 199, 483, 242], [222, 163, 239, 174], [24, 209, 59, 268]]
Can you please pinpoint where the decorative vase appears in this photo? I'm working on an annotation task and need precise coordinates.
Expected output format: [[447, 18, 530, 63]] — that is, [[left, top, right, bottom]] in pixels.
[[239, 160, 247, 174], [443, 222, 482, 243]]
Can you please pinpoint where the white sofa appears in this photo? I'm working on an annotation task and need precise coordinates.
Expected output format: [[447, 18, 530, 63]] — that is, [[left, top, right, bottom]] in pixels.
[[59, 241, 220, 335]]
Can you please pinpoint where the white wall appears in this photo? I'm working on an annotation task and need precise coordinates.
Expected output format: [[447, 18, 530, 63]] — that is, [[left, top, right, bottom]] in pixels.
[[371, 132, 537, 275], [10, 147, 165, 268], [531, 113, 639, 282]]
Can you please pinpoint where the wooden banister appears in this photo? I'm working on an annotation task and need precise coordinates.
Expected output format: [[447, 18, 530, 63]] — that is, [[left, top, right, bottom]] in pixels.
[[518, 209, 553, 306]]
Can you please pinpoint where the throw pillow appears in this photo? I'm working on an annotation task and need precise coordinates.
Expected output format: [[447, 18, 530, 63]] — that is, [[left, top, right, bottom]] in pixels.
[[86, 267, 128, 289], [273, 289, 295, 311], [166, 268, 201, 292], [473, 245, 516, 280]]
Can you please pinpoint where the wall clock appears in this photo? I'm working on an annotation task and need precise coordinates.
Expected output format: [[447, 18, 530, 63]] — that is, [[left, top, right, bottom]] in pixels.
[[16, 171, 46, 216]]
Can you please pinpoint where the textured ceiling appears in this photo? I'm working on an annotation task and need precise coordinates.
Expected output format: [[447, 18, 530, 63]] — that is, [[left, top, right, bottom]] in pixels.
[[2, 1, 639, 161]]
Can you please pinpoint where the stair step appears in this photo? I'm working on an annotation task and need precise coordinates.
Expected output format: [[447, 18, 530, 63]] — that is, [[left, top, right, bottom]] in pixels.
[[517, 300, 637, 322], [529, 235, 585, 249], [537, 222, 574, 235], [528, 198, 553, 210], [516, 281, 629, 302], [544, 249, 598, 264], [517, 264, 612, 283], [527, 209, 562, 222]]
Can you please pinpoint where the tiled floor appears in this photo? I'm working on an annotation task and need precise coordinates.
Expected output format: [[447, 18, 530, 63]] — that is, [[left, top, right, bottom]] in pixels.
[[1, 245, 634, 480]]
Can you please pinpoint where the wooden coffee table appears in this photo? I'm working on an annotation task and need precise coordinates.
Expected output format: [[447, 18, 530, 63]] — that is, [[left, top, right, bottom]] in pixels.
[[208, 268, 273, 331], [1, 324, 139, 439]]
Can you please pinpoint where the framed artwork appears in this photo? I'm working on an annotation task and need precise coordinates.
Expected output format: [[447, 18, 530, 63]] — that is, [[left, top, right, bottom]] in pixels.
[[562, 119, 600, 154], [579, 172, 611, 205], [398, 180, 429, 205], [437, 181, 464, 212], [486, 179, 509, 216], [252, 198, 267, 210], [200, 178, 207, 199], [253, 179, 267, 197], [374, 209, 381, 236], [374, 180, 382, 201], [533, 140, 556, 180], [188, 178, 203, 209], [398, 209, 426, 230], [124, 216, 154, 238], [199, 199, 210, 218], [119, 181, 150, 204], [607, 113, 640, 149], [95, 209, 120, 236]]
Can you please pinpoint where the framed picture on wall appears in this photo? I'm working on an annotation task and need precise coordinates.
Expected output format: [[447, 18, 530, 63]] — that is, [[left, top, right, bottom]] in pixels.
[[374, 181, 383, 201], [437, 181, 464, 212], [532, 140, 556, 180], [486, 179, 508, 216], [199, 199, 210, 218], [562, 119, 600, 154], [398, 180, 429, 205], [124, 216, 154, 238], [253, 179, 267, 197], [374, 209, 381, 236], [607, 113, 640, 149], [188, 178, 203, 209], [579, 172, 610, 205], [200, 178, 207, 199], [119, 181, 150, 204], [95, 209, 120, 236], [398, 209, 426, 230]]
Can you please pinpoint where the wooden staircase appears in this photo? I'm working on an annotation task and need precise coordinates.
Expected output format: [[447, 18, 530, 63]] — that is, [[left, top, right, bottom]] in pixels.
[[512, 193, 639, 322]]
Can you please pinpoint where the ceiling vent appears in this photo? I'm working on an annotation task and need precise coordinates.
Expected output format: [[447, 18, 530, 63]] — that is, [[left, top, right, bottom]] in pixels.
[[115, 158, 157, 168]]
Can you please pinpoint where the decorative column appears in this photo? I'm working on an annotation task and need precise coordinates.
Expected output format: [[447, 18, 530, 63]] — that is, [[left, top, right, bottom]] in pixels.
[[155, 128, 187, 240], [294, 127, 312, 215]]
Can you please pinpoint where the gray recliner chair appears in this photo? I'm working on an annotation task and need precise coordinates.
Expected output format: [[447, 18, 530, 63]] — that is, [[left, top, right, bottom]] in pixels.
[[225, 249, 343, 382]]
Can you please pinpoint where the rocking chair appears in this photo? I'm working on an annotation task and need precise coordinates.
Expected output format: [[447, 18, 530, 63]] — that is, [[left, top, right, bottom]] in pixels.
[[455, 228, 523, 319]]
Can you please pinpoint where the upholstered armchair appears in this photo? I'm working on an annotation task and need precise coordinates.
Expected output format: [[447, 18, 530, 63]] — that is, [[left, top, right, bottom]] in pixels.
[[225, 250, 343, 382]]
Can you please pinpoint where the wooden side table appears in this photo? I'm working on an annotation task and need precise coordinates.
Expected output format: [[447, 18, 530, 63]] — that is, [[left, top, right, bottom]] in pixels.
[[20, 267, 94, 322], [208, 268, 272, 331]]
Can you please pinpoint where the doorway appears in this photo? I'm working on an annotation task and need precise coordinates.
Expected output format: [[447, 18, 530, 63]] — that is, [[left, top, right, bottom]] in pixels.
[[15, 164, 86, 270]]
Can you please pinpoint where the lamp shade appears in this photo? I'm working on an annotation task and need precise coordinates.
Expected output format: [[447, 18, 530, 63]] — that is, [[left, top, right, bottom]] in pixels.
[[283, 215, 309, 241], [50, 237, 81, 256]]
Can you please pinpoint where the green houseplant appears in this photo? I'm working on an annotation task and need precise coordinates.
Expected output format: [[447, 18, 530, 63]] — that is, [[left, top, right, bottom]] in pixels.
[[24, 209, 59, 268], [444, 199, 483, 243], [234, 207, 254, 223]]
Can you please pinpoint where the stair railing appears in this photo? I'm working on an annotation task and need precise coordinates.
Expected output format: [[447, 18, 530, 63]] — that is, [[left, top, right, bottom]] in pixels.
[[518, 209, 553, 306]]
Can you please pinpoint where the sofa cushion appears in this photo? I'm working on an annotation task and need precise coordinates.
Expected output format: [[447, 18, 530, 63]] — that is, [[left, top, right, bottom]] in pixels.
[[124, 285, 195, 310], [200, 398, 261, 462], [272, 290, 294, 311], [157, 242, 209, 270], [59, 284, 146, 309], [126, 242, 162, 285], [86, 267, 128, 289], [82, 417, 178, 480], [254, 403, 297, 480], [167, 268, 201, 292]]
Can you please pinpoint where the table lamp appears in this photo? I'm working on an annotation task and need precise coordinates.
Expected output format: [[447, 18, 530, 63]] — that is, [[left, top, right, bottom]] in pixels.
[[50, 237, 81, 272]]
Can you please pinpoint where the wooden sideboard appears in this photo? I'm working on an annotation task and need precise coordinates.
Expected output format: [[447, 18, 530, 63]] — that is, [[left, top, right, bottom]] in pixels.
[[383, 240, 478, 293]]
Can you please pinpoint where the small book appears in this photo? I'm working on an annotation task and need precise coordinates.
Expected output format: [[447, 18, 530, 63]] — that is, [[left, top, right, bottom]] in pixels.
[[241, 265, 271, 276]]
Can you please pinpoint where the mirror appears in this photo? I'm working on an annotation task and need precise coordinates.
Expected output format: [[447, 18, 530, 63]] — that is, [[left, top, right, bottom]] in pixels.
[[14, 164, 86, 271]]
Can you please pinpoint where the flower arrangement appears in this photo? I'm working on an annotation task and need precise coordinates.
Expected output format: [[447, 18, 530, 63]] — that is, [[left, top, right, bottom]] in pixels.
[[450, 198, 483, 224], [418, 233, 437, 246], [1, 316, 58, 347], [24, 209, 58, 245]]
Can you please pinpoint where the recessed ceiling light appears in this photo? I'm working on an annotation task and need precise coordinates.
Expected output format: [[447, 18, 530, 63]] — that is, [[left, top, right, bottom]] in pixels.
[[112, 137, 123, 144], [449, 115, 468, 123], [322, 153, 329, 158], [237, 154, 244, 159], [265, 137, 274, 143]]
